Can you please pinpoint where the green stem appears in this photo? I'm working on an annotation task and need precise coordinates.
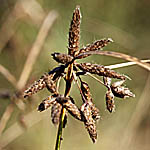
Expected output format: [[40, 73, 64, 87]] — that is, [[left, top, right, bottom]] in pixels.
[[55, 108, 66, 150], [55, 64, 73, 150]]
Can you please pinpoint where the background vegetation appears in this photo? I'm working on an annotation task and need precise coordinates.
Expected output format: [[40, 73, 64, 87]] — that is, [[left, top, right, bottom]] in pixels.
[[0, 0, 150, 150]]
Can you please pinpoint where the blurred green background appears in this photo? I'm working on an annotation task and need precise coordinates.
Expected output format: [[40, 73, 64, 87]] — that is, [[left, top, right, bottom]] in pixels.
[[0, 0, 150, 150]]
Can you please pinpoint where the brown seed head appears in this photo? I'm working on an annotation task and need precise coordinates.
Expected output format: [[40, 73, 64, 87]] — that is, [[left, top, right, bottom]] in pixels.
[[80, 81, 100, 121], [105, 89, 115, 113], [76, 38, 113, 59], [38, 96, 55, 112], [80, 102, 97, 143], [77, 63, 126, 80], [51, 53, 73, 64], [90, 104, 100, 121], [56, 96, 82, 121], [45, 74, 58, 95], [24, 73, 49, 98], [51, 101, 62, 125], [68, 6, 81, 56], [81, 81, 92, 102], [111, 85, 135, 98]]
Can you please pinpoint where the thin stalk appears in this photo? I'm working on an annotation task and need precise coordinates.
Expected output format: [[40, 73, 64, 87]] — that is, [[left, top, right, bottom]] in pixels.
[[55, 63, 73, 150], [87, 73, 106, 87], [72, 72, 87, 102], [55, 108, 66, 150]]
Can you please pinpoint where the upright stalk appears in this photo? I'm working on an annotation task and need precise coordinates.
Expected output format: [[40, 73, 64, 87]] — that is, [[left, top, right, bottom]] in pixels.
[[55, 108, 66, 150], [55, 63, 73, 150]]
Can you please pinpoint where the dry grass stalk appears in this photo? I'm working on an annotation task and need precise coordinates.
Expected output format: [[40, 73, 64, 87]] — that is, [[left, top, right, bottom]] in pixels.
[[0, 110, 46, 149], [76, 51, 150, 71], [0, 103, 14, 136], [17, 10, 58, 89], [0, 0, 45, 53], [0, 64, 17, 88], [105, 59, 150, 69]]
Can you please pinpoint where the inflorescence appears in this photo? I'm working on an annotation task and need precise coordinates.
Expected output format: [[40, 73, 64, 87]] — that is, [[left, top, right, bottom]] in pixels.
[[23, 6, 135, 143]]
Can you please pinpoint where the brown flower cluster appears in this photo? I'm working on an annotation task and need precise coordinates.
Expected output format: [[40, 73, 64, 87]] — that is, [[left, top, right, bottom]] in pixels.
[[23, 6, 135, 143]]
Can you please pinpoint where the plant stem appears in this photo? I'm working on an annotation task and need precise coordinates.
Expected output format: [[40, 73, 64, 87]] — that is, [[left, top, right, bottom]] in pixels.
[[55, 108, 66, 150], [55, 64, 73, 150]]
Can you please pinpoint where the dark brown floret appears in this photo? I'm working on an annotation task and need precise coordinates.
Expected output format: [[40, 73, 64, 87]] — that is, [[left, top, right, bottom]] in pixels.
[[51, 53, 73, 64], [68, 6, 81, 57], [56, 96, 82, 121], [38, 96, 55, 112], [51, 101, 62, 125], [111, 85, 135, 99], [80, 102, 97, 143], [76, 38, 113, 59], [77, 63, 126, 80], [24, 73, 49, 98], [80, 81, 100, 121], [80, 81, 92, 102], [45, 74, 58, 95], [90, 104, 100, 121], [105, 89, 115, 113]]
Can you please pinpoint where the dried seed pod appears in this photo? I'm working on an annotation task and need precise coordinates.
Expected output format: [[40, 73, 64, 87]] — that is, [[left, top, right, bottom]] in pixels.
[[90, 104, 100, 121], [24, 73, 49, 98], [51, 101, 68, 128], [51, 53, 73, 64], [77, 63, 126, 80], [110, 80, 135, 98], [105, 89, 115, 113], [51, 101, 62, 125], [80, 102, 97, 143], [76, 38, 113, 59], [80, 81, 100, 120], [56, 96, 82, 121], [68, 6, 81, 56], [45, 74, 58, 95], [81, 81, 92, 102], [103, 77, 112, 88], [51, 102, 68, 128], [38, 96, 55, 112], [111, 85, 135, 98]]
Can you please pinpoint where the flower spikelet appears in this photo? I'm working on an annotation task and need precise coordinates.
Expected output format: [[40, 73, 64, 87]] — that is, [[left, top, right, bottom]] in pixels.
[[80, 102, 97, 143], [68, 6, 81, 56], [77, 63, 126, 80], [76, 38, 113, 59], [24, 73, 49, 98]]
